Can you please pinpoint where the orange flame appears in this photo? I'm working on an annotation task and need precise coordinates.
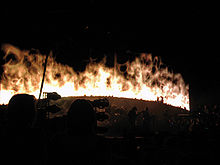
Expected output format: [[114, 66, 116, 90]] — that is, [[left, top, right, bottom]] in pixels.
[[0, 44, 189, 110]]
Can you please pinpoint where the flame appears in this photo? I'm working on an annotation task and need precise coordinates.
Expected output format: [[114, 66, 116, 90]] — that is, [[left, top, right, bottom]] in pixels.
[[0, 44, 189, 110]]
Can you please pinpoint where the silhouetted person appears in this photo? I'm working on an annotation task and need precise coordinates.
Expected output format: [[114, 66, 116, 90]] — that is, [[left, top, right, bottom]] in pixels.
[[162, 109, 170, 131], [142, 107, 151, 134], [7, 94, 36, 128], [157, 96, 164, 103], [1, 94, 46, 165], [128, 106, 138, 132], [48, 99, 97, 165]]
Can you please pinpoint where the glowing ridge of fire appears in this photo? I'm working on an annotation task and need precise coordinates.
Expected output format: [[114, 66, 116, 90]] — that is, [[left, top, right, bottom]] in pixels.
[[0, 44, 189, 110]]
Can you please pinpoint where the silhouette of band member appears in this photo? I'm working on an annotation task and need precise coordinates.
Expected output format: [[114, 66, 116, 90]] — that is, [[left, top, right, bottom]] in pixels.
[[141, 107, 151, 133], [128, 106, 138, 131]]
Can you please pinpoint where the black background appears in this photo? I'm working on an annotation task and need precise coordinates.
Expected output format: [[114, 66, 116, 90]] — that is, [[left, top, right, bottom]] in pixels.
[[0, 2, 219, 108]]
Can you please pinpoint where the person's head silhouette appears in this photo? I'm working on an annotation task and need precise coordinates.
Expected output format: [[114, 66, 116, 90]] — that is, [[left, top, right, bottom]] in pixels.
[[145, 107, 149, 111], [7, 94, 36, 128], [67, 99, 96, 135]]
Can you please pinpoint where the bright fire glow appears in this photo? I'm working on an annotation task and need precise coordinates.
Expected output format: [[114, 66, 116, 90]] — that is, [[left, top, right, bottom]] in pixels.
[[0, 44, 189, 110]]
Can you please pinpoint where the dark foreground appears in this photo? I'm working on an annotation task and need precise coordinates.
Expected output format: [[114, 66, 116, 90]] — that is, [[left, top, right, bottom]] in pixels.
[[0, 96, 220, 165]]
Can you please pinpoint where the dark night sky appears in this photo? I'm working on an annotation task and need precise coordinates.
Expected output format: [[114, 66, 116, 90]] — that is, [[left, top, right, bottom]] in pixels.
[[0, 2, 219, 108]]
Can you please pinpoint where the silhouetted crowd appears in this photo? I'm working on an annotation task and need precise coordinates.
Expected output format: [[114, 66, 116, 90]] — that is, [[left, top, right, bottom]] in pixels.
[[0, 94, 220, 165]]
